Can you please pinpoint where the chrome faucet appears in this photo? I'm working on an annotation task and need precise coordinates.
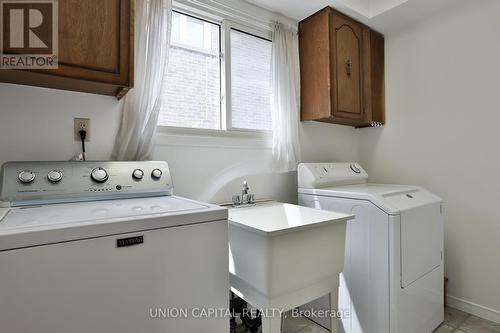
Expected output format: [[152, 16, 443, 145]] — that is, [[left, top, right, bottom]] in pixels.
[[232, 181, 255, 207]]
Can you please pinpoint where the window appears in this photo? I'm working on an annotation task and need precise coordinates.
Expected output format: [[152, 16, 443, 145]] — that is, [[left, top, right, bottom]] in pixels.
[[158, 12, 221, 129], [231, 30, 272, 131], [158, 10, 273, 133]]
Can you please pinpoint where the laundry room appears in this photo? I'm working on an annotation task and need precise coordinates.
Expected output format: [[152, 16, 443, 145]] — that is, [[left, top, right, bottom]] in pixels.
[[0, 0, 499, 332]]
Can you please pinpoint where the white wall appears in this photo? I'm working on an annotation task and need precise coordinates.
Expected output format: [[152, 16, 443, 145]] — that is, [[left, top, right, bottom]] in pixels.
[[153, 122, 359, 204], [0, 83, 121, 166], [358, 0, 500, 320]]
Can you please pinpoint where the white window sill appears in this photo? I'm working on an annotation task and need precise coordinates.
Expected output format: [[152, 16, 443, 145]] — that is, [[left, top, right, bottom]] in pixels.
[[155, 126, 272, 149]]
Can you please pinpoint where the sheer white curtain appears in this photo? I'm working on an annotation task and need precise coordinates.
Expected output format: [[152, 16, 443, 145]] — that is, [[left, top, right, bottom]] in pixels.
[[271, 23, 301, 172], [112, 0, 172, 161]]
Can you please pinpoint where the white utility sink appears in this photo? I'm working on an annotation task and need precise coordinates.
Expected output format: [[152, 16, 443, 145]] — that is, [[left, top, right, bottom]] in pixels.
[[228, 202, 353, 333]]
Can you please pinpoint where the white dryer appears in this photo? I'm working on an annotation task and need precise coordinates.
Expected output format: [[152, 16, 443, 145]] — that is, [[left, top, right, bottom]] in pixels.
[[298, 163, 444, 333]]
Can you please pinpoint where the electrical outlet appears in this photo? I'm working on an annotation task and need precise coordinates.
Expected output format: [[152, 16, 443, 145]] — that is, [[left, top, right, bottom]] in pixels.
[[74, 118, 90, 142]]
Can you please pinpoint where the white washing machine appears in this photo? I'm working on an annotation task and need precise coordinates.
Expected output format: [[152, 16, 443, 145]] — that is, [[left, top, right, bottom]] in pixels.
[[0, 161, 228, 333], [298, 163, 444, 333]]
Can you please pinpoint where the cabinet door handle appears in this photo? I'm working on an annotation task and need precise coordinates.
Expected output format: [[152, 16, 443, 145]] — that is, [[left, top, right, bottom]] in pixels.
[[346, 59, 353, 76]]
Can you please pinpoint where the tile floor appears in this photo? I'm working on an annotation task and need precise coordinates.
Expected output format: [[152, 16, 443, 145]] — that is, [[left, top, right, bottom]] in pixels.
[[436, 307, 500, 333], [233, 307, 500, 333]]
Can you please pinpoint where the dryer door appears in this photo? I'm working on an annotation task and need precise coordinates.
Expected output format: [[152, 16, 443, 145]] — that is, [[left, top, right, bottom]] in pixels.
[[400, 203, 443, 288]]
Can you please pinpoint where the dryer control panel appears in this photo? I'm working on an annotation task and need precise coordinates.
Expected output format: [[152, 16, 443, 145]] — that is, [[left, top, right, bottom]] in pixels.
[[0, 161, 173, 207], [298, 162, 368, 188]]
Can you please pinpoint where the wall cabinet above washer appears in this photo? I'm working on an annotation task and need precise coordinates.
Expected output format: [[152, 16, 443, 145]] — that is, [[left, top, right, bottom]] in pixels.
[[299, 7, 385, 128], [0, 0, 134, 99]]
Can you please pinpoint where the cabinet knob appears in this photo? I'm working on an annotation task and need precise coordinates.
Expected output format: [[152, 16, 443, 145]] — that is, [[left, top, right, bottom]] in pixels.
[[346, 59, 353, 76]]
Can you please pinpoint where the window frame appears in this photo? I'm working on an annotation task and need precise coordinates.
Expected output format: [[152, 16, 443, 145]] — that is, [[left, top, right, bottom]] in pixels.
[[157, 3, 273, 139]]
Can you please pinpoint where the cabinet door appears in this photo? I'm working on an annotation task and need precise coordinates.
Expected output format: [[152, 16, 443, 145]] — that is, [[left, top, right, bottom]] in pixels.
[[331, 12, 364, 121], [0, 0, 133, 97], [56, 0, 132, 85]]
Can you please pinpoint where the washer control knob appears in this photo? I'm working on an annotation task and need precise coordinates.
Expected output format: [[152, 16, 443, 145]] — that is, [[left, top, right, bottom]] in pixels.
[[132, 169, 144, 180], [91, 167, 109, 183], [151, 169, 162, 179], [18, 170, 35, 184], [47, 170, 63, 183], [350, 163, 361, 174]]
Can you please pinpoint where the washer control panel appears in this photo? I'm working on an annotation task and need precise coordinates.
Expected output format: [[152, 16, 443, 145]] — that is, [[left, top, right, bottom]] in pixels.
[[298, 162, 368, 189], [0, 161, 173, 206]]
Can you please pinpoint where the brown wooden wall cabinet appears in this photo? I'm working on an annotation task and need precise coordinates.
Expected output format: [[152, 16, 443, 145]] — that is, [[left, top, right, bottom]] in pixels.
[[0, 0, 134, 99], [299, 7, 385, 127]]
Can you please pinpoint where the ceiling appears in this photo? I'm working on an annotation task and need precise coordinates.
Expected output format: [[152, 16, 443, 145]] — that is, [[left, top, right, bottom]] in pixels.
[[244, 0, 470, 34], [246, 0, 408, 20]]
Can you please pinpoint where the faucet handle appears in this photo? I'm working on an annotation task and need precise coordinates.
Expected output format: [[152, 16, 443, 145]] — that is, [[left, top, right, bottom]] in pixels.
[[247, 194, 255, 204], [232, 195, 241, 206]]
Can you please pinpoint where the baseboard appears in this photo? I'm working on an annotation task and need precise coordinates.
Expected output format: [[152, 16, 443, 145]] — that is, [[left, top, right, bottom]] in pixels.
[[447, 295, 500, 324]]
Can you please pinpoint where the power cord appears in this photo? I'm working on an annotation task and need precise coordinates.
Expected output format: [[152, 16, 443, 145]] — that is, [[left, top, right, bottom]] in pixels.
[[79, 129, 87, 161]]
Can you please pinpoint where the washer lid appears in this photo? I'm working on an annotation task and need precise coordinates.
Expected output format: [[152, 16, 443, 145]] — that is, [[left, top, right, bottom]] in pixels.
[[298, 183, 442, 215], [0, 196, 226, 251]]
